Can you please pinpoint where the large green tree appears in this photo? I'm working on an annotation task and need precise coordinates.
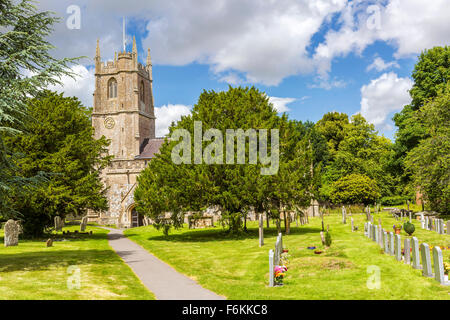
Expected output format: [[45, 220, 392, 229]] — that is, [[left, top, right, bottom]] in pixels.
[[404, 84, 450, 214], [5, 91, 111, 237], [391, 46, 450, 192], [0, 0, 77, 216], [135, 87, 312, 234]]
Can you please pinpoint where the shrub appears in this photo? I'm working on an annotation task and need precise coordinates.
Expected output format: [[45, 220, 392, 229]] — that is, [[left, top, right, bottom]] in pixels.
[[330, 174, 380, 205], [380, 196, 413, 206], [403, 222, 415, 236]]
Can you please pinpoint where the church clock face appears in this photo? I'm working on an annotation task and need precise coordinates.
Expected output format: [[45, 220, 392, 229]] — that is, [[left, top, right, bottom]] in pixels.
[[104, 117, 115, 129]]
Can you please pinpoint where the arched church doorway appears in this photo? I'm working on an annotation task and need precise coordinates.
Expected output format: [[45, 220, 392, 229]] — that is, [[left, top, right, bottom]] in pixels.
[[131, 207, 144, 228]]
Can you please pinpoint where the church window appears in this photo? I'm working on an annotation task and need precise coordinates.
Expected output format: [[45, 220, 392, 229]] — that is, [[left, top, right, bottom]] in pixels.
[[108, 78, 117, 99], [140, 80, 145, 102]]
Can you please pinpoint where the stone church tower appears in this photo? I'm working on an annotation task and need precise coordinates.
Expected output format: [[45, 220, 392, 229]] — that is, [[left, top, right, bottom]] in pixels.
[[89, 37, 163, 228]]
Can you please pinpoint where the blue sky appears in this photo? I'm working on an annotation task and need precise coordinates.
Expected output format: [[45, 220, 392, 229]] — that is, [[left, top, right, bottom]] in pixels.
[[39, 0, 449, 140]]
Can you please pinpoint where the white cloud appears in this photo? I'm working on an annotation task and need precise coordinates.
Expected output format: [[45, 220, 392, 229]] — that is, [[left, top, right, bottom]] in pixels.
[[154, 104, 191, 137], [314, 0, 450, 79], [268, 97, 296, 113], [359, 72, 413, 130], [366, 57, 399, 72], [47, 64, 95, 107]]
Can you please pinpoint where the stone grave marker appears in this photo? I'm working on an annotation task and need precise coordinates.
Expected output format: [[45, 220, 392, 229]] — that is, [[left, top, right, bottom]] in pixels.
[[378, 226, 383, 247], [389, 232, 395, 256], [80, 216, 88, 232], [259, 214, 264, 247], [411, 237, 422, 269], [447, 221, 450, 235], [420, 243, 433, 277], [404, 238, 410, 265], [368, 222, 372, 239], [409, 211, 412, 223], [4, 220, 22, 247], [383, 231, 389, 253], [269, 249, 274, 287], [374, 225, 378, 243], [351, 218, 354, 232], [421, 218, 425, 229], [54, 216, 63, 232], [394, 234, 402, 261], [46, 238, 53, 247], [432, 246, 450, 286], [440, 219, 445, 235], [342, 206, 346, 224]]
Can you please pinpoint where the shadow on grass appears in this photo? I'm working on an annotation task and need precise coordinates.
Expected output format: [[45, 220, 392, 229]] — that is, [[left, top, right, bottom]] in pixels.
[[0, 249, 119, 273], [126, 225, 323, 243]]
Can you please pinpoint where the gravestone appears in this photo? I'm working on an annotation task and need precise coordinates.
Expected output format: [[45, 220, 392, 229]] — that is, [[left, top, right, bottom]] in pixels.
[[447, 221, 450, 235], [378, 226, 383, 247], [80, 216, 88, 232], [383, 231, 389, 254], [436, 219, 440, 234], [368, 222, 372, 239], [54, 216, 63, 232], [394, 234, 402, 261], [425, 217, 429, 230], [364, 222, 368, 237], [46, 238, 53, 247], [411, 237, 422, 269], [404, 238, 410, 265], [4, 220, 22, 247], [342, 206, 346, 224], [269, 249, 274, 287], [420, 243, 433, 277], [320, 231, 325, 245], [421, 218, 425, 229], [374, 225, 378, 243], [389, 232, 395, 256], [439, 219, 445, 235], [351, 218, 354, 232], [409, 211, 412, 223], [259, 214, 264, 247], [432, 247, 450, 286]]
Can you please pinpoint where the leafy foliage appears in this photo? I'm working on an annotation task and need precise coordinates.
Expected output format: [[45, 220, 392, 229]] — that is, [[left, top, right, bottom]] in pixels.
[[0, 0, 78, 216], [330, 173, 380, 205], [404, 83, 450, 214], [135, 86, 313, 234], [403, 222, 415, 236], [5, 91, 111, 237]]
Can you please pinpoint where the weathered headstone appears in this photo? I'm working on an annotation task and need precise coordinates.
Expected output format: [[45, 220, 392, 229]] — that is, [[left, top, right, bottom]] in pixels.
[[46, 238, 53, 247], [394, 234, 402, 261], [274, 238, 280, 266], [374, 225, 379, 243], [368, 222, 372, 239], [432, 246, 450, 285], [378, 226, 383, 247], [404, 238, 410, 265], [383, 231, 389, 253], [320, 231, 325, 245], [80, 216, 88, 232], [411, 237, 421, 269], [259, 214, 264, 247], [439, 219, 445, 235], [4, 220, 22, 247], [364, 222, 368, 237], [351, 218, 354, 232], [389, 232, 395, 256], [421, 218, 425, 229], [269, 249, 274, 287], [420, 243, 433, 277], [447, 220, 450, 235], [425, 217, 429, 230], [54, 216, 63, 232], [409, 211, 412, 223]]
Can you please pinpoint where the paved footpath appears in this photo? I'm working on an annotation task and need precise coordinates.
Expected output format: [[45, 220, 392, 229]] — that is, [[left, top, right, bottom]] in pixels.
[[103, 227, 225, 300]]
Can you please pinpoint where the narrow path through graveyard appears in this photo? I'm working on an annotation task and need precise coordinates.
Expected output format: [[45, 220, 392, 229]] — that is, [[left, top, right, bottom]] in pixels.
[[102, 227, 225, 300]]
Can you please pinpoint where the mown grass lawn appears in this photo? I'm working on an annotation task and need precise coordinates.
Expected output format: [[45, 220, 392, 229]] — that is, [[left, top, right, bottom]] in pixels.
[[124, 213, 450, 300], [0, 225, 155, 300]]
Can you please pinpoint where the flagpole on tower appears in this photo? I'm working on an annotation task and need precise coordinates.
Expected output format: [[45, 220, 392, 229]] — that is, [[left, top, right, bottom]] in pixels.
[[123, 17, 126, 52]]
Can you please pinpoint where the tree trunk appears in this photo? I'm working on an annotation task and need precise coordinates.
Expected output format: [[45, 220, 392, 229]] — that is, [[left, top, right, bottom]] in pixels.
[[276, 219, 281, 234], [266, 212, 270, 228]]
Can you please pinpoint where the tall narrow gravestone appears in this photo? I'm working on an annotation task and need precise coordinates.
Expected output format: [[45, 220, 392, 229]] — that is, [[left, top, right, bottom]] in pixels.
[[409, 211, 412, 223], [269, 250, 274, 287], [425, 217, 429, 230], [420, 243, 433, 277], [447, 221, 450, 235], [433, 247, 450, 286], [439, 219, 445, 235], [368, 222, 372, 239], [436, 219, 440, 234], [394, 234, 402, 261], [378, 226, 383, 248], [259, 214, 264, 247], [374, 225, 378, 243], [411, 237, 422, 269], [342, 206, 346, 224], [80, 216, 88, 232], [404, 238, 411, 265], [389, 232, 395, 256], [421, 218, 425, 229], [54, 216, 62, 232], [383, 231, 389, 254], [274, 237, 281, 265], [351, 218, 354, 232]]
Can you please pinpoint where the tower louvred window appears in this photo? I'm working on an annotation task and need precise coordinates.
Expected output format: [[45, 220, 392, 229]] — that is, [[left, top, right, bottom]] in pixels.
[[108, 78, 117, 98]]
